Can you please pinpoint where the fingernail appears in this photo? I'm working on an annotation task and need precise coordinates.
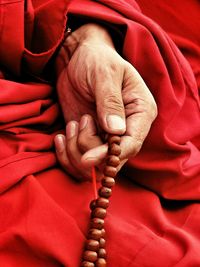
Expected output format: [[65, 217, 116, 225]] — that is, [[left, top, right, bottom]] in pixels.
[[106, 115, 125, 131], [79, 116, 88, 130], [83, 145, 108, 162], [55, 135, 65, 153], [66, 121, 78, 139]]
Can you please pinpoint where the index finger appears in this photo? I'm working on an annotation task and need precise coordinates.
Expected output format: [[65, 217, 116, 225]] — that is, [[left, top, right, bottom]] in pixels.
[[119, 63, 157, 159]]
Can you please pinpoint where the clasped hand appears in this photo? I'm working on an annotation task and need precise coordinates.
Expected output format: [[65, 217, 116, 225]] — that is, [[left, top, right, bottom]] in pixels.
[[54, 23, 157, 181]]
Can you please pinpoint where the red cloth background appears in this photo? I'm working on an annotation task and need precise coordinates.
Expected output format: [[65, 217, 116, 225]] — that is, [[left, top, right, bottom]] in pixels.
[[0, 0, 199, 266]]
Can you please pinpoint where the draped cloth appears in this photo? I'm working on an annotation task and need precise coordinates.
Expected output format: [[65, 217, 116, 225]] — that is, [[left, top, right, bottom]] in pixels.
[[0, 0, 199, 266]]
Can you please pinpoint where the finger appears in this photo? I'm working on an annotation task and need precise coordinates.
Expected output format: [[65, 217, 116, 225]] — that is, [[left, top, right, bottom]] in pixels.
[[116, 158, 128, 173], [119, 63, 157, 159], [54, 134, 82, 179], [66, 121, 100, 181], [81, 144, 108, 167], [81, 144, 127, 176], [78, 114, 103, 153], [118, 135, 143, 161], [93, 60, 126, 135], [81, 143, 109, 181], [78, 114, 107, 180]]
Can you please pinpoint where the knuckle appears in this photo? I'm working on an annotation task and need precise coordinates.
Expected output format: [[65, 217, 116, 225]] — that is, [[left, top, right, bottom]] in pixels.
[[110, 62, 118, 73], [135, 140, 143, 154], [124, 136, 143, 159], [130, 139, 143, 156], [109, 61, 123, 75], [146, 97, 158, 121], [103, 95, 124, 113]]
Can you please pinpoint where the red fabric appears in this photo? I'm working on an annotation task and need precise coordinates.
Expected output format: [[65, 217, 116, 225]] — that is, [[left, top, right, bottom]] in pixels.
[[0, 0, 200, 266]]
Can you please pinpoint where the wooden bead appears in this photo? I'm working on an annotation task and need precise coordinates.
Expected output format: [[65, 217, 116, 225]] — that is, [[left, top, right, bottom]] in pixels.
[[98, 187, 112, 198], [109, 143, 121, 156], [92, 208, 106, 219], [99, 248, 107, 258], [86, 239, 99, 251], [90, 218, 104, 230], [96, 258, 107, 267], [96, 197, 109, 209], [81, 261, 95, 267], [90, 200, 96, 210], [82, 135, 121, 266], [108, 135, 121, 145], [101, 177, 115, 188], [83, 251, 98, 262], [104, 166, 117, 177], [101, 229, 106, 238], [88, 229, 102, 240], [106, 155, 120, 167], [99, 238, 106, 248]]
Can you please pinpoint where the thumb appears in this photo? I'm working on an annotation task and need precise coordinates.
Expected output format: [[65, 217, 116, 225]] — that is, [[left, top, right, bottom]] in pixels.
[[95, 78, 126, 135]]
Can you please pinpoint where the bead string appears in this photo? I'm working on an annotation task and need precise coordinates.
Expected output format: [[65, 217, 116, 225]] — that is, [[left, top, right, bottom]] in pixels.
[[81, 135, 121, 267], [92, 166, 98, 200]]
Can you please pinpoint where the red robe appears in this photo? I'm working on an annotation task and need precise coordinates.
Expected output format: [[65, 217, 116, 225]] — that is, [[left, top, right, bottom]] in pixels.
[[0, 0, 199, 266]]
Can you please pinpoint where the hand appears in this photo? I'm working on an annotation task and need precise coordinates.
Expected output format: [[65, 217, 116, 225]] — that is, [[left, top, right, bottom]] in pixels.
[[54, 23, 157, 181], [54, 114, 108, 181]]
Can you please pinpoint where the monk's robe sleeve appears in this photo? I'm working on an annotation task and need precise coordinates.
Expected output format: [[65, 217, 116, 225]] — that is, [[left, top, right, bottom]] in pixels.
[[0, 0, 66, 75]]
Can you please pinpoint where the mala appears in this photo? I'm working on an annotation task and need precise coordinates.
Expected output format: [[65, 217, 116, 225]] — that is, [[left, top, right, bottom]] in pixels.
[[81, 135, 121, 267]]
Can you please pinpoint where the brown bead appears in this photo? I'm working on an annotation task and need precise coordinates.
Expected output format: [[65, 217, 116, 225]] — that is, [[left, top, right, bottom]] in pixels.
[[96, 258, 107, 267], [108, 135, 121, 145], [92, 208, 107, 219], [106, 155, 120, 167], [99, 238, 106, 248], [90, 218, 104, 230], [98, 248, 107, 258], [101, 177, 115, 188], [96, 197, 109, 209], [88, 229, 102, 240], [98, 187, 112, 198], [101, 229, 106, 238], [104, 166, 117, 177], [83, 251, 98, 262], [90, 200, 96, 210], [109, 143, 121, 156], [85, 239, 99, 251], [81, 261, 95, 267]]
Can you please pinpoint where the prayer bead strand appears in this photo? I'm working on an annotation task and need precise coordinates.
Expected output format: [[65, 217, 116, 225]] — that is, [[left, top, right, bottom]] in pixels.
[[81, 135, 121, 267]]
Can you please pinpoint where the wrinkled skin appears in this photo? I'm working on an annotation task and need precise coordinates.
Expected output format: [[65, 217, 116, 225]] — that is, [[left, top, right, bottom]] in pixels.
[[54, 23, 157, 181]]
